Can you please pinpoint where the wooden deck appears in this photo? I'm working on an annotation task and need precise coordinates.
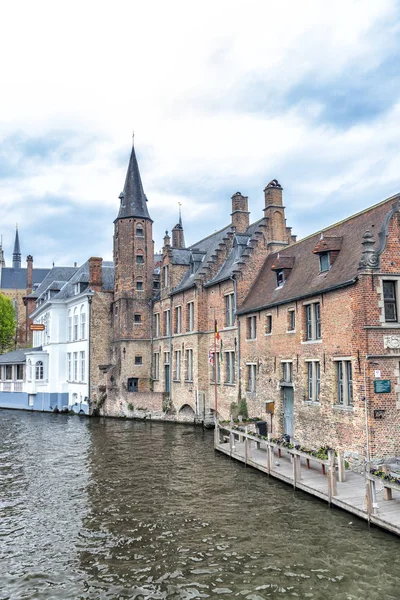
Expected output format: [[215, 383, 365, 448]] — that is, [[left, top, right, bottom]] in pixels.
[[215, 424, 400, 537]]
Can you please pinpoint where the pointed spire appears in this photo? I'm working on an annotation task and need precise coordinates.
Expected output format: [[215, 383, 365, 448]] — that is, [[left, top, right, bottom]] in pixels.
[[0, 234, 5, 268], [12, 224, 21, 269], [172, 204, 186, 248], [115, 137, 151, 222]]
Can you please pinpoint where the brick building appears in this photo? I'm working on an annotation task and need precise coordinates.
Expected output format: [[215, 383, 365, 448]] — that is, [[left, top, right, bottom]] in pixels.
[[100, 139, 399, 459], [238, 193, 400, 459]]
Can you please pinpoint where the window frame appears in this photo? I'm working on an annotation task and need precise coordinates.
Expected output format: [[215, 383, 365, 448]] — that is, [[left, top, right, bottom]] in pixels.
[[247, 363, 257, 392], [187, 301, 194, 332], [186, 348, 193, 382], [247, 315, 257, 340], [225, 351, 235, 384], [305, 301, 321, 341], [335, 359, 353, 406], [225, 293, 235, 327], [305, 360, 320, 402]]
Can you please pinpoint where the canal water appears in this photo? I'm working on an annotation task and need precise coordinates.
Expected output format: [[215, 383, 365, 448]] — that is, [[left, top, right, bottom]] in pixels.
[[0, 411, 399, 600]]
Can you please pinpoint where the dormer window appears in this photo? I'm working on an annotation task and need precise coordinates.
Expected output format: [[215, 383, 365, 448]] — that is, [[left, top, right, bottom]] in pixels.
[[319, 252, 330, 272], [276, 270, 285, 287]]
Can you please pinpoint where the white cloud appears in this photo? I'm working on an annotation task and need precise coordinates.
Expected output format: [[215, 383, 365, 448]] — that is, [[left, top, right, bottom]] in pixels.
[[0, 0, 399, 264]]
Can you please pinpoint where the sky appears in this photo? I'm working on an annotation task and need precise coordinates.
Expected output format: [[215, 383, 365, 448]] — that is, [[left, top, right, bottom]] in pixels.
[[1, 0, 400, 268]]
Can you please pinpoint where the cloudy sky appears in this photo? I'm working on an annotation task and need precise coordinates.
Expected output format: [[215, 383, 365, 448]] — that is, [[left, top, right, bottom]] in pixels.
[[1, 0, 400, 267]]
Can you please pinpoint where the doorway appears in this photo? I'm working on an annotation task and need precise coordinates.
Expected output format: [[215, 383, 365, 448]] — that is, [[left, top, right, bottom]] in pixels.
[[283, 387, 294, 439]]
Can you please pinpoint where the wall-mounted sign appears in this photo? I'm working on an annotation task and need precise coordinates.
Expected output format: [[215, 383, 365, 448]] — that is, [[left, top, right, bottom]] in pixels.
[[266, 401, 275, 414], [29, 323, 45, 331], [374, 370, 381, 378], [374, 379, 391, 393], [374, 409, 386, 419]]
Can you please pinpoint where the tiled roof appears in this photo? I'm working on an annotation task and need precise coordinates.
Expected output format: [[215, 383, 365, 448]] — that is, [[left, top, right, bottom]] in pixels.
[[27, 267, 78, 298], [0, 346, 42, 364], [238, 195, 400, 315], [116, 142, 151, 222], [1, 268, 50, 290], [54, 261, 114, 300]]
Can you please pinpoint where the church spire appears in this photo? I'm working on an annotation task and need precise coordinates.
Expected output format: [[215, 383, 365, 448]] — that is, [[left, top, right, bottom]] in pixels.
[[172, 203, 186, 249], [115, 137, 152, 222], [12, 225, 21, 269]]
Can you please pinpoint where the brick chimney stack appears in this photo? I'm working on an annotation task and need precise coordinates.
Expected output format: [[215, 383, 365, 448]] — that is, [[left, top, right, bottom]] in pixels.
[[231, 192, 250, 233], [26, 255, 33, 294], [264, 179, 283, 207], [89, 257, 103, 292]]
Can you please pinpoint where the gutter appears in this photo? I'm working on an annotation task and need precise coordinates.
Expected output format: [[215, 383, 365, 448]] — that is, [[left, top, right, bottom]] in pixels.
[[237, 278, 358, 316]]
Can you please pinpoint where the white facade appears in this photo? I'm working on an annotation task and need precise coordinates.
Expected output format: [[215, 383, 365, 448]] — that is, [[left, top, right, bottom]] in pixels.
[[30, 291, 91, 411]]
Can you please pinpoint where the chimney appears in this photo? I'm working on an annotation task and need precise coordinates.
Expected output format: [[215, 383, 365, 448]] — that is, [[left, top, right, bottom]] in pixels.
[[231, 192, 250, 233], [74, 262, 77, 267], [172, 224, 185, 248], [26, 255, 33, 294], [264, 179, 283, 207], [89, 257, 103, 292]]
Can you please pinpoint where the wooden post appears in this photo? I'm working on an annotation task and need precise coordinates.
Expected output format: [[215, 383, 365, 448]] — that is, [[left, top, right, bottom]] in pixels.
[[244, 427, 248, 465], [306, 458, 310, 470], [337, 451, 346, 482], [328, 449, 337, 497], [365, 479, 373, 521], [266, 443, 271, 475], [382, 465, 393, 501], [293, 453, 301, 488], [229, 431, 233, 457]]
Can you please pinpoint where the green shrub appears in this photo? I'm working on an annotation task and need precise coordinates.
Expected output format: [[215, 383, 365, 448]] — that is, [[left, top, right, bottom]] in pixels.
[[238, 398, 249, 420], [127, 402, 134, 411]]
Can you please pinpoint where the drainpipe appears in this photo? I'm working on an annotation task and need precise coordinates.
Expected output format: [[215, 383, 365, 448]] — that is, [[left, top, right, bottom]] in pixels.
[[149, 299, 153, 391], [230, 275, 241, 398], [87, 293, 93, 414], [169, 295, 172, 400]]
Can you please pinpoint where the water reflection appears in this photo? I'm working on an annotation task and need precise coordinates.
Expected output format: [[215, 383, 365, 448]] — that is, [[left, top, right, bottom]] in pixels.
[[0, 411, 399, 599]]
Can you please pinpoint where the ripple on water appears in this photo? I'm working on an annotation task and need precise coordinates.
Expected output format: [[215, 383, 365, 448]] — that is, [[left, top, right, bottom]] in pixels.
[[0, 411, 400, 599]]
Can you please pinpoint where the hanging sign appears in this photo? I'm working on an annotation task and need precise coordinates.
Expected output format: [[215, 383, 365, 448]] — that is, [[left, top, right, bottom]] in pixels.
[[30, 323, 45, 331]]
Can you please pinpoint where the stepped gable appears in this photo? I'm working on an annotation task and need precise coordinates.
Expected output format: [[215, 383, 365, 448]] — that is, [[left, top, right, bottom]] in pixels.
[[172, 224, 232, 293], [238, 194, 400, 315], [205, 218, 265, 287]]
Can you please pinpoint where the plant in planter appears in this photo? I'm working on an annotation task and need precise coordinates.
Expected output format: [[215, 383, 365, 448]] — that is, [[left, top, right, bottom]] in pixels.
[[230, 402, 239, 421], [238, 398, 249, 421]]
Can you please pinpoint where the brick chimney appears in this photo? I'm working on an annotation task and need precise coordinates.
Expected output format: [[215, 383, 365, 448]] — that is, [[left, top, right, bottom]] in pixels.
[[231, 192, 250, 233], [264, 179, 283, 207], [26, 255, 33, 294], [89, 257, 103, 292]]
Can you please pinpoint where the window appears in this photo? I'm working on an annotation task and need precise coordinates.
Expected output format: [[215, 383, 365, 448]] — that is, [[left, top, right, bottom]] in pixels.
[[337, 360, 353, 406], [67, 353, 72, 381], [276, 270, 285, 287], [73, 309, 78, 341], [175, 306, 182, 334], [225, 293, 235, 327], [174, 350, 181, 381], [5, 365, 12, 380], [35, 361, 44, 381], [186, 349, 193, 381], [80, 351, 85, 382], [247, 315, 257, 339], [68, 310, 72, 342], [383, 281, 397, 322], [306, 361, 320, 402], [164, 310, 171, 336], [288, 310, 295, 331], [282, 361, 293, 383], [225, 351, 235, 384], [154, 313, 160, 337], [265, 315, 272, 335], [134, 314, 142, 323], [247, 363, 257, 392], [305, 302, 321, 341], [136, 254, 144, 264], [136, 279, 143, 291], [210, 352, 220, 384], [136, 224, 144, 237], [187, 302, 194, 332], [153, 353, 160, 379], [319, 252, 330, 272], [135, 356, 143, 365], [16, 364, 23, 380], [80, 308, 86, 339], [73, 352, 78, 381], [163, 265, 169, 287]]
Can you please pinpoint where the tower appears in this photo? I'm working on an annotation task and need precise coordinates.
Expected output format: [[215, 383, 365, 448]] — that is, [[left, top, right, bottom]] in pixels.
[[112, 137, 155, 393], [171, 204, 185, 248], [12, 226, 21, 270]]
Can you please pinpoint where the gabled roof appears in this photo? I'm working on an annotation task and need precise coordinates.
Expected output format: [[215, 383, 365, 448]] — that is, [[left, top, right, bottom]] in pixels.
[[238, 194, 400, 315], [0, 346, 42, 364], [115, 140, 151, 222], [172, 224, 233, 293], [27, 267, 78, 298], [1, 267, 50, 290], [54, 261, 114, 300]]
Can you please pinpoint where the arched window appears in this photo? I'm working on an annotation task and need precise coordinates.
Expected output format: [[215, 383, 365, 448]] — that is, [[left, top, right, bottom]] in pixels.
[[73, 308, 78, 341], [68, 310, 72, 342], [136, 224, 144, 237], [80, 305, 86, 339], [136, 253, 144, 265], [35, 361, 44, 380]]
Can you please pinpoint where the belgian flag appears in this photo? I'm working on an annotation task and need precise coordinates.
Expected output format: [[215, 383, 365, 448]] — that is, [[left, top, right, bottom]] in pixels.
[[214, 320, 220, 340]]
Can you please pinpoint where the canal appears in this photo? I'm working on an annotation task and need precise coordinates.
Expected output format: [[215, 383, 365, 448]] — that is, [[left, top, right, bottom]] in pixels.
[[0, 410, 399, 599]]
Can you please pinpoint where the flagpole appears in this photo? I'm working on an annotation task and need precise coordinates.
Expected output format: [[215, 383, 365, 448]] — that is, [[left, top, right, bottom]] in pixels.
[[214, 309, 218, 422]]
